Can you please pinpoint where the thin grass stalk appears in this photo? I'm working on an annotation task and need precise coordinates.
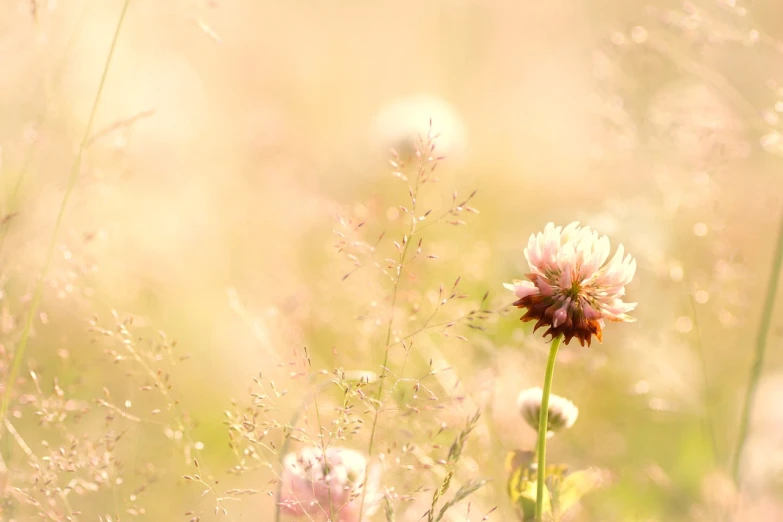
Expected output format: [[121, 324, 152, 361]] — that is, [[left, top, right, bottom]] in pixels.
[[356, 238, 409, 522], [0, 0, 133, 434], [357, 146, 428, 521], [731, 208, 783, 484], [0, 0, 94, 255], [686, 289, 719, 466]]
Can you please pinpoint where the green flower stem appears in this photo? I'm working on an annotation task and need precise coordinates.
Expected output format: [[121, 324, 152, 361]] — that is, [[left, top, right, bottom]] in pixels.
[[535, 334, 562, 522], [731, 208, 783, 485]]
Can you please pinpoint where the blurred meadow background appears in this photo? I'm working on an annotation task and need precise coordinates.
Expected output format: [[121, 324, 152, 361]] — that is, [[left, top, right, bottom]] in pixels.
[[2, 0, 783, 520]]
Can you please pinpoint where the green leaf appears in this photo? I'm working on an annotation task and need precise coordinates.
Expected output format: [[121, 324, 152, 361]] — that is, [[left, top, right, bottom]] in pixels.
[[506, 452, 552, 522], [554, 468, 607, 516], [514, 474, 550, 521]]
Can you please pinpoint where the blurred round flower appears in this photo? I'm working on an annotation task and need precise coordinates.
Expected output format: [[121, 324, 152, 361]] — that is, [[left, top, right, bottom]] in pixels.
[[279, 446, 381, 522], [504, 222, 637, 347], [372, 94, 467, 162], [518, 387, 579, 435]]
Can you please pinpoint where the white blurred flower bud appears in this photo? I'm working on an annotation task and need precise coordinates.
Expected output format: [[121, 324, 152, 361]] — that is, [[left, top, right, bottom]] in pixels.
[[518, 387, 579, 436], [372, 94, 467, 163]]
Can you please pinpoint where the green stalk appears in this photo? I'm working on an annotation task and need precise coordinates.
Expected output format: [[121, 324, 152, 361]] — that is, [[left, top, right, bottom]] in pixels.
[[731, 209, 783, 484], [535, 334, 562, 522], [0, 0, 133, 435]]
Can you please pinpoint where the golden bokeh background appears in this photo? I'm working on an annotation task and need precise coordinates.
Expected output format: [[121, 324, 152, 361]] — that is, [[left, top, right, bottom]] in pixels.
[[2, 0, 783, 520]]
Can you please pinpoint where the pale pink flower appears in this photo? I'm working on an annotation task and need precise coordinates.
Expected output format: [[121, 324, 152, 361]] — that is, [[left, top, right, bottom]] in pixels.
[[279, 446, 381, 522], [504, 222, 637, 346]]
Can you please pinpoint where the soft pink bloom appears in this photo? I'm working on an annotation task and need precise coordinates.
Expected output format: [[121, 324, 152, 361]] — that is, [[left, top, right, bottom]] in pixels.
[[279, 446, 381, 522], [504, 222, 636, 346]]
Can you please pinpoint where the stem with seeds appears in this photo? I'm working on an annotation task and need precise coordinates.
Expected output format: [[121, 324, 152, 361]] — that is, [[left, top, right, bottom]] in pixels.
[[731, 208, 783, 485], [535, 334, 562, 522], [357, 235, 410, 522], [358, 143, 431, 521]]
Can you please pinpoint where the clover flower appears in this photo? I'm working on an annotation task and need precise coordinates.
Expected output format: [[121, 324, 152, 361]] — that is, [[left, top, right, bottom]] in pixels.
[[504, 221, 637, 346], [279, 446, 381, 522], [518, 387, 579, 436]]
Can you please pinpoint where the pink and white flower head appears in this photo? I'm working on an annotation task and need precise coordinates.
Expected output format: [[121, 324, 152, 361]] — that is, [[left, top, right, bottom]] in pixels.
[[279, 446, 381, 522], [504, 222, 637, 347]]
